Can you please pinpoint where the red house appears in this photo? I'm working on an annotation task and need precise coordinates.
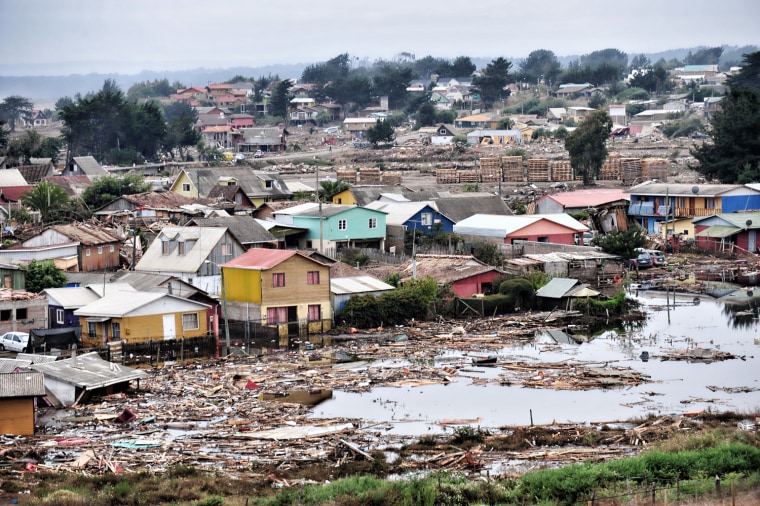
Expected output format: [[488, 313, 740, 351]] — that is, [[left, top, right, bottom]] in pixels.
[[393, 254, 502, 298], [454, 214, 588, 245]]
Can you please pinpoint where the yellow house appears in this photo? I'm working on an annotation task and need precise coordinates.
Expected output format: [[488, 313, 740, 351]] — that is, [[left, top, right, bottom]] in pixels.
[[75, 291, 210, 348], [222, 248, 331, 345]]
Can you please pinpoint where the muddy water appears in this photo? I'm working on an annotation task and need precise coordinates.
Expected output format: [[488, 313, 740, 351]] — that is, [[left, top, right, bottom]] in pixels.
[[311, 292, 760, 435]]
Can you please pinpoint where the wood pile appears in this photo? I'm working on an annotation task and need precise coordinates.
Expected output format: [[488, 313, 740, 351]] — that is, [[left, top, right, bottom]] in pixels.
[[381, 171, 403, 185], [336, 169, 357, 184], [642, 158, 669, 181], [502, 156, 524, 182], [598, 157, 621, 180], [358, 167, 381, 184], [527, 159, 550, 182], [458, 169, 480, 183], [436, 168, 458, 184], [550, 160, 572, 181], [479, 156, 502, 182], [620, 158, 643, 185]]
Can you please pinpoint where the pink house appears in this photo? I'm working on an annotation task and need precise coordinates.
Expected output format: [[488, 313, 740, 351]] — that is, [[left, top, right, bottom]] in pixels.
[[454, 214, 588, 245]]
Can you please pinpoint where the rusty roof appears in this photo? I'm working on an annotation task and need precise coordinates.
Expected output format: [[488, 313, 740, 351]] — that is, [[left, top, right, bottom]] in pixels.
[[52, 223, 121, 245]]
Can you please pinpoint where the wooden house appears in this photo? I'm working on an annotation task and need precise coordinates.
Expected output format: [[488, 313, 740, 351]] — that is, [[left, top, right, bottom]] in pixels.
[[221, 248, 332, 344], [20, 223, 122, 272], [75, 291, 210, 348], [0, 371, 46, 435], [454, 214, 588, 245]]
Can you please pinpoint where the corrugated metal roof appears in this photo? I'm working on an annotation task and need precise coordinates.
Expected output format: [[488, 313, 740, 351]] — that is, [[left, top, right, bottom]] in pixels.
[[44, 287, 101, 308], [695, 225, 739, 238], [365, 201, 433, 225], [0, 359, 32, 373], [331, 276, 394, 295], [0, 169, 30, 186], [52, 223, 121, 245], [454, 214, 587, 237], [536, 278, 580, 299], [626, 182, 744, 197], [0, 371, 46, 397], [30, 352, 147, 390], [539, 189, 629, 209], [135, 226, 229, 274], [222, 248, 301, 270], [74, 291, 208, 318]]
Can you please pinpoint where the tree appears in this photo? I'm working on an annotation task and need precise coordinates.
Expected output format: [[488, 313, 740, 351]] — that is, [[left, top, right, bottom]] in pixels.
[[450, 56, 476, 77], [5, 130, 64, 165], [0, 120, 9, 151], [366, 120, 395, 146], [270, 79, 293, 119], [163, 101, 200, 160], [685, 47, 723, 65], [726, 51, 760, 95], [20, 181, 71, 222], [518, 49, 562, 86], [81, 174, 151, 211], [318, 180, 350, 201], [628, 65, 671, 94], [371, 63, 414, 109], [436, 109, 457, 124], [594, 227, 647, 262], [691, 87, 760, 183], [564, 109, 613, 185], [0, 95, 34, 131], [473, 57, 512, 108], [416, 102, 437, 128], [497, 117, 515, 130], [24, 260, 67, 293]]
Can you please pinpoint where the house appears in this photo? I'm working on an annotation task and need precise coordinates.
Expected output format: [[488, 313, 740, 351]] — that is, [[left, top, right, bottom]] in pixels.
[[454, 214, 588, 245], [343, 117, 378, 139], [17, 159, 56, 183], [170, 167, 293, 206], [272, 203, 387, 252], [206, 183, 256, 212], [237, 127, 286, 153], [0, 262, 26, 290], [200, 125, 241, 150], [135, 226, 246, 294], [418, 123, 463, 145], [367, 254, 502, 298], [93, 191, 225, 225], [64, 156, 108, 177], [228, 113, 255, 128], [0, 288, 48, 335], [329, 261, 394, 315], [17, 223, 122, 272], [43, 285, 103, 329], [75, 291, 210, 348], [44, 175, 92, 199], [554, 83, 594, 98], [608, 104, 627, 125], [503, 250, 624, 286], [626, 182, 760, 234], [466, 129, 522, 146], [534, 188, 629, 233], [0, 168, 33, 207], [693, 212, 760, 254], [30, 352, 148, 406], [365, 201, 454, 253], [221, 248, 332, 343], [189, 216, 278, 250], [454, 113, 498, 129], [535, 277, 600, 310], [0, 371, 46, 435]]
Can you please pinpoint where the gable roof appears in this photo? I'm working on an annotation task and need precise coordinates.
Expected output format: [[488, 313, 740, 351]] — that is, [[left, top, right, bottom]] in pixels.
[[0, 371, 46, 398], [71, 156, 107, 176], [536, 278, 582, 298], [136, 226, 232, 273], [537, 188, 629, 209], [44, 175, 92, 197], [174, 167, 292, 199], [74, 291, 208, 318], [65, 271, 204, 298], [30, 351, 147, 390], [52, 223, 121, 245], [17, 164, 53, 183], [190, 216, 276, 245], [626, 182, 745, 197], [395, 254, 498, 284], [0, 168, 29, 186], [43, 286, 101, 308], [222, 248, 325, 270], [454, 213, 587, 237], [364, 201, 442, 225]]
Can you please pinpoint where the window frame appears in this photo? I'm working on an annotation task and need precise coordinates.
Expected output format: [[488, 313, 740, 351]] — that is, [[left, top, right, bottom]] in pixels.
[[307, 271, 320, 285], [308, 304, 321, 322], [111, 321, 121, 339], [338, 219, 347, 230], [182, 312, 200, 331], [272, 272, 285, 287], [368, 217, 377, 229], [56, 308, 64, 324]]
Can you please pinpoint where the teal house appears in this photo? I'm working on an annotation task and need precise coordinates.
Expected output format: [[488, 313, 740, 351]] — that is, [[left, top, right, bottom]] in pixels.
[[272, 203, 386, 252]]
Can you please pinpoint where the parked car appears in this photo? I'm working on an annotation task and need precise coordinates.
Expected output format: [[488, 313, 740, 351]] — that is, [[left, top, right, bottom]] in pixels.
[[628, 251, 653, 269], [253, 150, 263, 158], [0, 331, 30, 352], [582, 231, 595, 246], [646, 249, 667, 267]]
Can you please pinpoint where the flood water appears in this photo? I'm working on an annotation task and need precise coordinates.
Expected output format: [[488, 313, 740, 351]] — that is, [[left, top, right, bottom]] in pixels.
[[311, 291, 760, 435]]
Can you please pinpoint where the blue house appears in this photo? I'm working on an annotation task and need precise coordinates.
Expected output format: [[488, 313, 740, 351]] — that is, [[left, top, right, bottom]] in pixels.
[[272, 203, 387, 252], [625, 182, 760, 235], [365, 201, 455, 253]]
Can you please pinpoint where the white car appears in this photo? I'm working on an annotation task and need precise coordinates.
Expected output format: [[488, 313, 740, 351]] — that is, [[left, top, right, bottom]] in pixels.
[[0, 331, 30, 352]]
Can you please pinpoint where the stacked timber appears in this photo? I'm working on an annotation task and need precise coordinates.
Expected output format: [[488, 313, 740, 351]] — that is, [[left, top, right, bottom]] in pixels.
[[598, 157, 621, 181], [381, 171, 403, 185], [458, 170, 480, 183], [642, 158, 668, 181], [550, 160, 573, 181], [620, 158, 643, 185], [502, 156, 524, 182], [436, 168, 458, 184], [479, 157, 502, 183], [359, 167, 381, 184], [336, 169, 357, 184], [527, 158, 550, 182]]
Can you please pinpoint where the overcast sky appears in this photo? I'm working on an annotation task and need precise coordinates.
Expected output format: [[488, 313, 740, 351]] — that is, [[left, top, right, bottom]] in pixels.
[[1, 0, 759, 76]]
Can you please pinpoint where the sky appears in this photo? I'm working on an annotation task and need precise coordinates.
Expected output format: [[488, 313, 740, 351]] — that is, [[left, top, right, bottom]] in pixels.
[[1, 0, 759, 76]]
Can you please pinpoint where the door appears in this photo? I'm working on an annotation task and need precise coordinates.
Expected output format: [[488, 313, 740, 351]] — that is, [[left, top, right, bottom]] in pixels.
[[163, 314, 176, 341], [749, 230, 757, 253]]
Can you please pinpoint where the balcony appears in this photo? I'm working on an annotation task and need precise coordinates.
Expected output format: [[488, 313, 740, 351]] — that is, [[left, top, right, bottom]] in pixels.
[[674, 207, 721, 218]]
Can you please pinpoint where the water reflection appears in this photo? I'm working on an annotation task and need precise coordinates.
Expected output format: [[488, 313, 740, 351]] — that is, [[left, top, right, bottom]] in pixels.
[[721, 301, 760, 330]]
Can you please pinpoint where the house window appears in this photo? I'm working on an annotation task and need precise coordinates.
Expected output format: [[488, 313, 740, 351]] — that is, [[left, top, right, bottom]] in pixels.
[[16, 308, 27, 320], [368, 218, 377, 229], [705, 197, 717, 209], [182, 312, 200, 330], [308, 304, 321, 321], [56, 309, 64, 324], [162, 241, 169, 255], [98, 246, 103, 254], [266, 306, 288, 324], [235, 194, 242, 204], [0, 309, 10, 321], [221, 243, 232, 256], [421, 213, 432, 226], [86, 248, 91, 257], [178, 241, 186, 255], [88, 322, 97, 337], [110, 245, 115, 252], [182, 183, 191, 192], [338, 219, 347, 230], [111, 322, 121, 339], [272, 273, 285, 287], [265, 180, 272, 188], [307, 271, 320, 285]]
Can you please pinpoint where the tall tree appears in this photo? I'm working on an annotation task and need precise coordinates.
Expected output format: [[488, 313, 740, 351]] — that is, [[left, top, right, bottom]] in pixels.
[[450, 56, 476, 77], [416, 102, 437, 128], [366, 120, 395, 145], [25, 260, 68, 293], [81, 174, 151, 211], [518, 49, 562, 86], [0, 120, 9, 151], [685, 47, 723, 65], [20, 181, 71, 222], [270, 79, 293, 119], [163, 101, 200, 160], [691, 87, 760, 183], [0, 95, 34, 131], [372, 64, 413, 109], [473, 57, 512, 108], [726, 51, 760, 95], [564, 110, 613, 185]]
